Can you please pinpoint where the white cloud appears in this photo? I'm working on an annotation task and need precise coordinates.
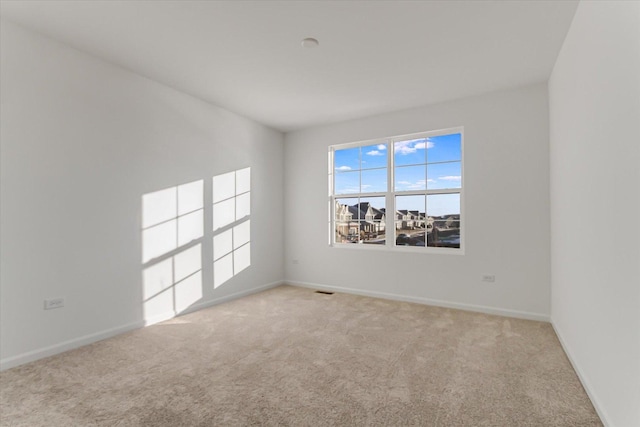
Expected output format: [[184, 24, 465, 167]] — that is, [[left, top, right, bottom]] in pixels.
[[394, 138, 434, 155], [377, 144, 387, 150], [394, 141, 418, 155], [396, 178, 437, 190], [336, 186, 359, 194], [439, 175, 461, 181], [404, 179, 435, 187], [396, 179, 427, 190], [336, 166, 352, 171], [366, 150, 384, 156], [406, 183, 426, 190]]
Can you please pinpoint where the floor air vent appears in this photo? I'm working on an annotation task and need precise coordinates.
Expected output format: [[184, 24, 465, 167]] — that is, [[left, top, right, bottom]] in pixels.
[[315, 290, 334, 295]]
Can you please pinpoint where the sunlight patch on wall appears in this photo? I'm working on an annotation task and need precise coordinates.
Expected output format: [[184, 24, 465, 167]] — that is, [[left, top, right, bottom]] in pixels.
[[141, 180, 204, 322], [212, 168, 251, 288], [142, 180, 204, 263], [142, 244, 203, 317]]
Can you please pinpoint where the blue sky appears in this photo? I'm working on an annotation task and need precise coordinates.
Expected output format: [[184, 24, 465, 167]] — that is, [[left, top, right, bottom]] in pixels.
[[334, 133, 461, 216]]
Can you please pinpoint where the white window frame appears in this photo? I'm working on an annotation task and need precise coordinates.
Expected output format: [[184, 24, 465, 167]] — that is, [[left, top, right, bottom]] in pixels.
[[329, 127, 464, 255]]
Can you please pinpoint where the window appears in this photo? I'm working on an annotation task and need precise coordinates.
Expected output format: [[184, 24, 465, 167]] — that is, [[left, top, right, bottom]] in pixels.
[[330, 128, 463, 252]]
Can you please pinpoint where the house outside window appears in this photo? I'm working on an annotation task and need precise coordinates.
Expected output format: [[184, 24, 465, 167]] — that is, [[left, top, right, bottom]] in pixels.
[[329, 127, 463, 253]]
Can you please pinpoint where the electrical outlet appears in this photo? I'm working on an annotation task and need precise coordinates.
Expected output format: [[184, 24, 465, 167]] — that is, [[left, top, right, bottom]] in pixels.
[[44, 298, 65, 310], [481, 275, 496, 283]]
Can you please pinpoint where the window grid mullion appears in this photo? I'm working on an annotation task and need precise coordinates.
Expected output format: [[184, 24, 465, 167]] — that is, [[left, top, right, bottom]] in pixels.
[[386, 141, 393, 247]]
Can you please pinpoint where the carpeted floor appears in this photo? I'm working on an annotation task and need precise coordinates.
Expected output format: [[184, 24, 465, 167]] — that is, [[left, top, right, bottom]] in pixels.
[[0, 285, 601, 426]]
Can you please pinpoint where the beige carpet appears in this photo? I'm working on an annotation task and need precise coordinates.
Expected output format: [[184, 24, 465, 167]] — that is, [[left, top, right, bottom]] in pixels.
[[1, 285, 601, 426]]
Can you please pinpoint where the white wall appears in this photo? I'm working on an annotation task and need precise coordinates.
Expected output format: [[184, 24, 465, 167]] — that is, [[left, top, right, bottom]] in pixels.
[[284, 83, 551, 320], [0, 20, 284, 369], [548, 2, 640, 426]]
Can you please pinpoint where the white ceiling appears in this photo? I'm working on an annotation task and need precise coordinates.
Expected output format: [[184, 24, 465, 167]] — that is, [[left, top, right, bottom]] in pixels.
[[0, 0, 578, 132]]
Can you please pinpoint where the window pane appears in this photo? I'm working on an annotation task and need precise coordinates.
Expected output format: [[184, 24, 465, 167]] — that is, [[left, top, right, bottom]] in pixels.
[[395, 165, 426, 191], [426, 133, 461, 163], [394, 138, 427, 166], [361, 143, 387, 169], [335, 198, 359, 219], [359, 196, 386, 245], [334, 147, 360, 172], [395, 195, 426, 247], [334, 171, 360, 195], [334, 198, 358, 243], [427, 162, 461, 189], [427, 194, 460, 249], [361, 168, 387, 193]]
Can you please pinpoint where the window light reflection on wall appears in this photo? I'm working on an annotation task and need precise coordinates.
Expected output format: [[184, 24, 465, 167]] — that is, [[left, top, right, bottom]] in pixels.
[[142, 180, 204, 264], [141, 179, 204, 323], [142, 243, 202, 319], [212, 168, 251, 288]]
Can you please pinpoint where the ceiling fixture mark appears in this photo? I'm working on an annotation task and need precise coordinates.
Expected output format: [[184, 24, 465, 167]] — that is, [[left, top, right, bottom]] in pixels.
[[301, 37, 319, 48]]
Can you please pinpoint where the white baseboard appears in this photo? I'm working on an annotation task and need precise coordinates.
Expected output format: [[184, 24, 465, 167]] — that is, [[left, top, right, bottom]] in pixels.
[[0, 320, 144, 372], [0, 280, 284, 372], [173, 280, 284, 317], [140, 280, 284, 327], [551, 319, 610, 427], [286, 279, 550, 322]]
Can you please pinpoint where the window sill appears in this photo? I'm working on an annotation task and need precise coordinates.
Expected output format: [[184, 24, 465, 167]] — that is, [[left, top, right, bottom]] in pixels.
[[330, 243, 465, 256]]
